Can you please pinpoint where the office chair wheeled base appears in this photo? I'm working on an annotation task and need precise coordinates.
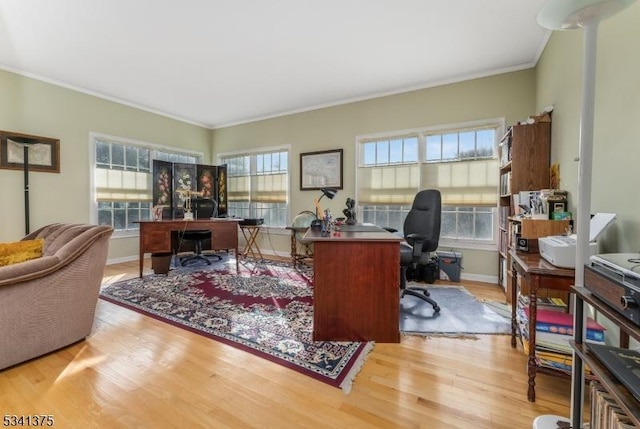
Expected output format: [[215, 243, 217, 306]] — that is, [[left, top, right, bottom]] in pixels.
[[180, 253, 222, 266], [179, 238, 222, 266], [402, 288, 441, 313]]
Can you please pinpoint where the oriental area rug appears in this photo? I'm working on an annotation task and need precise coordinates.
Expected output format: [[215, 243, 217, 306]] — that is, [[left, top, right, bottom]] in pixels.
[[400, 285, 511, 338], [99, 258, 372, 392]]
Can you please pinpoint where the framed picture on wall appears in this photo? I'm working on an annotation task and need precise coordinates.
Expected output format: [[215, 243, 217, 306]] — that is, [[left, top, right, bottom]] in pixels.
[[0, 131, 60, 173], [300, 149, 343, 190]]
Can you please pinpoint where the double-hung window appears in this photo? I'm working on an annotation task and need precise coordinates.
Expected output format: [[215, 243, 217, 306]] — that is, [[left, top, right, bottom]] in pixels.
[[357, 119, 502, 249], [220, 147, 289, 228], [91, 133, 201, 235]]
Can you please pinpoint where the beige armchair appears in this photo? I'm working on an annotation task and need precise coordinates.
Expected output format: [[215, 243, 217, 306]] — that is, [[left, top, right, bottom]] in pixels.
[[0, 223, 113, 370]]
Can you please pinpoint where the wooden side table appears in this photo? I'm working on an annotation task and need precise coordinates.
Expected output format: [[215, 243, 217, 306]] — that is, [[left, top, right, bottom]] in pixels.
[[509, 250, 575, 402], [239, 225, 263, 259]]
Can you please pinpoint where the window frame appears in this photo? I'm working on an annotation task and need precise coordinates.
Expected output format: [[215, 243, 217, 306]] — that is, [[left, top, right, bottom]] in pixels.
[[355, 118, 505, 251], [89, 132, 203, 238], [218, 144, 291, 231]]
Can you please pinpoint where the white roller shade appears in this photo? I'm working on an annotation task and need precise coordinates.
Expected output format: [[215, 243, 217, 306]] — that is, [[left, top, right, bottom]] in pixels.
[[421, 159, 498, 206], [95, 169, 152, 202]]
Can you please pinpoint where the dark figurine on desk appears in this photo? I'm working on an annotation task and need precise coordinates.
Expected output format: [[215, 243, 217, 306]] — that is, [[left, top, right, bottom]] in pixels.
[[343, 198, 357, 225]]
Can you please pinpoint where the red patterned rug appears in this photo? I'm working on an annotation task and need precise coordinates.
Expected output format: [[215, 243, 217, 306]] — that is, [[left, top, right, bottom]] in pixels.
[[99, 258, 372, 392]]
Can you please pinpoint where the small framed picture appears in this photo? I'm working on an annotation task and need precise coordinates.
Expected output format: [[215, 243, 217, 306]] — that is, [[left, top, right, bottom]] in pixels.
[[0, 131, 60, 173], [300, 149, 343, 190]]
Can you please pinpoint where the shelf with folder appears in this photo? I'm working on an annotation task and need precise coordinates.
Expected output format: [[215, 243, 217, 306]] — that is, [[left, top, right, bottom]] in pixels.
[[573, 341, 640, 426], [571, 283, 640, 427], [516, 295, 604, 381]]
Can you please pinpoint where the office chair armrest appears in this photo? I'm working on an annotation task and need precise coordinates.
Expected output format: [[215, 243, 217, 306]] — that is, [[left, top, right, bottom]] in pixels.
[[405, 233, 426, 262], [382, 227, 398, 233], [406, 233, 428, 243]]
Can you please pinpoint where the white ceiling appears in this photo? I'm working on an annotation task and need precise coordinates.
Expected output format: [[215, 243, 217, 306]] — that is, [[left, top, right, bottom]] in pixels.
[[0, 0, 551, 129]]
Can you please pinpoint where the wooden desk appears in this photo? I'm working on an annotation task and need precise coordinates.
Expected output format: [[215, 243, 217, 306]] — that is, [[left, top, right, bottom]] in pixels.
[[136, 219, 241, 277], [303, 226, 402, 343], [509, 250, 575, 402]]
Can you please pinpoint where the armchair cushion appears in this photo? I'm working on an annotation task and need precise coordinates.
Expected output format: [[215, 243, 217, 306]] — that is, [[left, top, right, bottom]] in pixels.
[[0, 238, 44, 267]]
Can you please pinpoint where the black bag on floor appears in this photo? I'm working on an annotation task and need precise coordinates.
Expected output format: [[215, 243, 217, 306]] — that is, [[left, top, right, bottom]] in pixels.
[[405, 257, 439, 284]]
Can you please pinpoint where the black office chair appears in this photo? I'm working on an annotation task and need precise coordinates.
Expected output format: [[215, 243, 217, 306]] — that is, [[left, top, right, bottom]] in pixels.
[[397, 189, 442, 312], [179, 198, 222, 266]]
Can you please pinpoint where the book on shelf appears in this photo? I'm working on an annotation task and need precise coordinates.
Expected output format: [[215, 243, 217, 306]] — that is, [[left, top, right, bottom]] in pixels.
[[518, 295, 568, 312], [523, 307, 606, 342], [536, 330, 605, 355], [590, 381, 636, 429]]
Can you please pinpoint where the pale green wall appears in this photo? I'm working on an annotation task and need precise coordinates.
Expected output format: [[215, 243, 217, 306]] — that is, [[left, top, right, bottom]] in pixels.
[[535, 1, 640, 254], [213, 70, 538, 280], [0, 69, 211, 260], [7, 7, 637, 280]]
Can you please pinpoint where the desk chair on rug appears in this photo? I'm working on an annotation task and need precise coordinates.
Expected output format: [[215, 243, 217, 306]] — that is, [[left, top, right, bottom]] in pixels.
[[396, 189, 442, 313], [179, 198, 222, 266]]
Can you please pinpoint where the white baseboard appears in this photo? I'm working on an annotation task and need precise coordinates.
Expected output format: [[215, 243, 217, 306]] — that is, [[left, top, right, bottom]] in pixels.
[[107, 253, 499, 286], [460, 273, 498, 285]]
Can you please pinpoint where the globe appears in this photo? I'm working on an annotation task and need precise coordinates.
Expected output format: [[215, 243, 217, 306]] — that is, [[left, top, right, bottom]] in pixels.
[[291, 211, 316, 242]]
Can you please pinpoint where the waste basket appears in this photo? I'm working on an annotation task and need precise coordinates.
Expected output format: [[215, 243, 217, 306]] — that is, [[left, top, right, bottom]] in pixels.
[[151, 252, 172, 275], [436, 251, 462, 282]]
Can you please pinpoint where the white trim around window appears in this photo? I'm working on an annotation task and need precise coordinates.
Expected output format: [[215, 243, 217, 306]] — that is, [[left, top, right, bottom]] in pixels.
[[88, 132, 204, 238]]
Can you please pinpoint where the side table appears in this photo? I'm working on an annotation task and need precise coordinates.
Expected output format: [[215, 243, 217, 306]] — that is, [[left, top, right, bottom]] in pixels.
[[509, 249, 575, 402], [239, 225, 263, 260]]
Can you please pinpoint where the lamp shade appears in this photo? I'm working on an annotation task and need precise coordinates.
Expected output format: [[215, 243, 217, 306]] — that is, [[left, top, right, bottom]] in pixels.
[[320, 188, 338, 200], [538, 0, 636, 29]]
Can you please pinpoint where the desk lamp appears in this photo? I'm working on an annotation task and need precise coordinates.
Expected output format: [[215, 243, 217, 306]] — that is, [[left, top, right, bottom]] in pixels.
[[535, 1, 636, 427], [311, 187, 337, 229], [314, 187, 337, 217]]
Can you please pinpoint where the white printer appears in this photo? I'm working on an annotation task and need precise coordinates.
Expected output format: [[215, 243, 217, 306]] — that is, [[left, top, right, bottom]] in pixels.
[[538, 213, 617, 268]]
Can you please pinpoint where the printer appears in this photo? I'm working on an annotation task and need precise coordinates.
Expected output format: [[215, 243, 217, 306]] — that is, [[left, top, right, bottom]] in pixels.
[[538, 213, 617, 268]]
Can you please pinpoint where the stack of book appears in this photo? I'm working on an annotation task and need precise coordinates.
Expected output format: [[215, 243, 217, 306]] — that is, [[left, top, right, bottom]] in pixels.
[[516, 296, 606, 374], [590, 381, 635, 428], [535, 296, 568, 312]]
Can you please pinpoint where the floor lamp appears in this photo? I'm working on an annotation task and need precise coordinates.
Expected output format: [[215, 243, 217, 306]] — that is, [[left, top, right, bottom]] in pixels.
[[10, 136, 42, 235], [535, 1, 636, 428]]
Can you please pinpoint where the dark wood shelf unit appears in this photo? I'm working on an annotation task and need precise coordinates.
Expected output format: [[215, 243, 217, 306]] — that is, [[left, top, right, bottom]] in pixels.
[[572, 340, 640, 426], [498, 121, 551, 301], [571, 278, 640, 427]]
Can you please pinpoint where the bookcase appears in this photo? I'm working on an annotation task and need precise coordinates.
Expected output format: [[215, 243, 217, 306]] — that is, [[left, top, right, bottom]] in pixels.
[[570, 266, 640, 428], [498, 120, 551, 301]]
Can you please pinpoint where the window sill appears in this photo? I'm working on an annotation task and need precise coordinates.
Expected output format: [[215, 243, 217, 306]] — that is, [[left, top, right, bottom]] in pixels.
[[438, 238, 497, 252], [110, 230, 140, 239]]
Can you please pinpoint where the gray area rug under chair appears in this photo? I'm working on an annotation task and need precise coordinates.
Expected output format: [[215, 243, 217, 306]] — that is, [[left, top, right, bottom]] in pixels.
[[399, 285, 511, 337]]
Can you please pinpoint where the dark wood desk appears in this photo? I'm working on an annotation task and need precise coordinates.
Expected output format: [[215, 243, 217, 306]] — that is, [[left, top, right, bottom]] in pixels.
[[509, 250, 575, 402], [303, 226, 402, 343], [136, 219, 241, 277]]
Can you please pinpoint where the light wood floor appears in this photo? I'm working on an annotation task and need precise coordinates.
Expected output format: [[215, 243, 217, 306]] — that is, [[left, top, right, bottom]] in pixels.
[[0, 258, 574, 428]]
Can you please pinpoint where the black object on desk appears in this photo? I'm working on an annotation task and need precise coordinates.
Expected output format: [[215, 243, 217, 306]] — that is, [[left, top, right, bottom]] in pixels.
[[239, 218, 264, 226]]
